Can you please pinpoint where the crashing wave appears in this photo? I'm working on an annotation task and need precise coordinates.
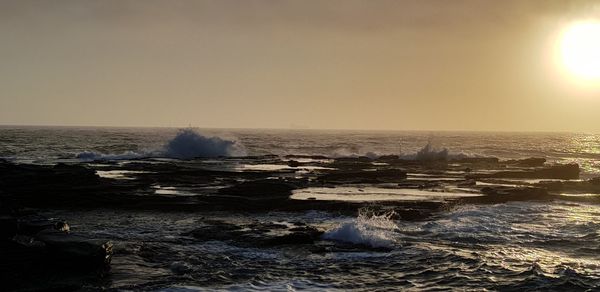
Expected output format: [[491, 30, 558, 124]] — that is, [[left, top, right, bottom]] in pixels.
[[164, 129, 245, 159], [322, 209, 399, 249], [415, 142, 448, 161], [77, 129, 246, 161]]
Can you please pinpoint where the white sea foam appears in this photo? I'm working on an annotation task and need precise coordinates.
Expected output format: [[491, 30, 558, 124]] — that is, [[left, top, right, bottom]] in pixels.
[[322, 210, 399, 249]]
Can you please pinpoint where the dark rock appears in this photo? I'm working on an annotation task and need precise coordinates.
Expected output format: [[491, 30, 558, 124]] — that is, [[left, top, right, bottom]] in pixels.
[[218, 179, 297, 198], [462, 187, 551, 204], [319, 169, 407, 183], [1, 212, 112, 291], [535, 180, 565, 191], [458, 179, 476, 187], [538, 177, 600, 194], [35, 230, 113, 270], [170, 261, 194, 275], [183, 221, 244, 241], [17, 215, 70, 235], [262, 226, 323, 246], [377, 155, 400, 161], [185, 221, 323, 248], [247, 221, 288, 232], [284, 154, 330, 160], [11, 234, 46, 248], [287, 160, 301, 167], [263, 232, 317, 246], [451, 157, 499, 164], [0, 215, 17, 239], [335, 156, 373, 163], [394, 208, 434, 221]]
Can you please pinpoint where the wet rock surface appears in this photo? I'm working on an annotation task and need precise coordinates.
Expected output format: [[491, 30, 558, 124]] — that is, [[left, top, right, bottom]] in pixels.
[[0, 207, 112, 291], [1, 156, 597, 217], [1, 156, 592, 210]]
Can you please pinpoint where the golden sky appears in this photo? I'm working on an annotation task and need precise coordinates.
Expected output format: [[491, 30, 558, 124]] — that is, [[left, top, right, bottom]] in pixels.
[[1, 0, 600, 132]]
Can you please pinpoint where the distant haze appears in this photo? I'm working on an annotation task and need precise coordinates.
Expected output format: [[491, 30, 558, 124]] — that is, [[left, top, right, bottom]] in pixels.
[[1, 0, 600, 132]]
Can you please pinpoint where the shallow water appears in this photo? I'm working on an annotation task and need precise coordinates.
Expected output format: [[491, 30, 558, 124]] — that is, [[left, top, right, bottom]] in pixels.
[[40, 200, 600, 290]]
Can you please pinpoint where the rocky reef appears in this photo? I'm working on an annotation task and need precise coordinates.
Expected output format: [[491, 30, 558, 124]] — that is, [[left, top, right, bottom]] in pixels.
[[1, 153, 599, 289]]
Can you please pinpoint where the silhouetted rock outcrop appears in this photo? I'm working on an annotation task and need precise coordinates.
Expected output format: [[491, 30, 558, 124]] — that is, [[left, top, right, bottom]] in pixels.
[[319, 169, 407, 183], [1, 209, 112, 291]]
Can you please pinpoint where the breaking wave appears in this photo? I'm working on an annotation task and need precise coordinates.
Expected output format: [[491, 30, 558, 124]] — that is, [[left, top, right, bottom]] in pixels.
[[77, 129, 246, 161], [322, 209, 399, 249], [76, 131, 478, 162], [164, 129, 245, 159], [330, 142, 476, 161]]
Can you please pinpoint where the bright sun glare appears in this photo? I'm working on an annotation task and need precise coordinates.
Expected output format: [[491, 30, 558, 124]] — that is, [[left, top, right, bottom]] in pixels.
[[561, 21, 600, 80]]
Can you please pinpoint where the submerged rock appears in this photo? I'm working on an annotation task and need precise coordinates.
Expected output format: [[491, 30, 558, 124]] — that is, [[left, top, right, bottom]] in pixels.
[[262, 229, 322, 246], [184, 220, 323, 248], [170, 261, 194, 275], [183, 221, 244, 241]]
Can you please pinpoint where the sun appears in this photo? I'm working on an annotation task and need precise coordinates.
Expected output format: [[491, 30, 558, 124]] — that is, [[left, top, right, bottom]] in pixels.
[[560, 21, 600, 80]]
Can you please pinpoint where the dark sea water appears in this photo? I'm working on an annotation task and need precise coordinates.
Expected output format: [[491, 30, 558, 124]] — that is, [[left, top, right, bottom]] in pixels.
[[2, 126, 600, 291]]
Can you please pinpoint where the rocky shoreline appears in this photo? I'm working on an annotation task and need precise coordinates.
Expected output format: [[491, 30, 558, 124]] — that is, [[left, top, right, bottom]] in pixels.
[[2, 154, 600, 290]]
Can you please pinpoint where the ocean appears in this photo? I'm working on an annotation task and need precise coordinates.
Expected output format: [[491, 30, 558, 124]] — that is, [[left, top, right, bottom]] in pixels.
[[2, 126, 599, 176], [2, 126, 600, 291]]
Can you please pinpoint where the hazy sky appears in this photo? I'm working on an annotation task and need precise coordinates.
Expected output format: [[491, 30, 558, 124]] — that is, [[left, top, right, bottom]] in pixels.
[[2, 0, 600, 132]]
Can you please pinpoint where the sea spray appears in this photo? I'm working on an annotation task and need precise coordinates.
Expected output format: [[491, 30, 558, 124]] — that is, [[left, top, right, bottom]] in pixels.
[[322, 209, 399, 249], [415, 142, 448, 161], [77, 129, 245, 161], [328, 142, 473, 161]]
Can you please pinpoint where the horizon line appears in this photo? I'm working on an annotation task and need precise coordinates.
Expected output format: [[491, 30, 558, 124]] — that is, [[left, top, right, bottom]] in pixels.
[[0, 123, 594, 135]]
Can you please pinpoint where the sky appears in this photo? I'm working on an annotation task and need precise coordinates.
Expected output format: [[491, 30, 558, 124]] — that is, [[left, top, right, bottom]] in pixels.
[[1, 0, 600, 132]]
